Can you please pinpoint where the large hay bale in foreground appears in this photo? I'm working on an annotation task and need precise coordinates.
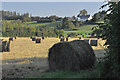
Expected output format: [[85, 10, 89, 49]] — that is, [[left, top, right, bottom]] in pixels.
[[48, 40, 96, 71]]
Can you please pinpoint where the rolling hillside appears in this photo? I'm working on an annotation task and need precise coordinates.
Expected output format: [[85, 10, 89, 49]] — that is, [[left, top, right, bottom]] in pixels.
[[23, 21, 62, 28], [64, 25, 98, 37]]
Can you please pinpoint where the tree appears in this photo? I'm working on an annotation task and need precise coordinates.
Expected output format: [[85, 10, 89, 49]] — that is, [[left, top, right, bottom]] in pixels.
[[74, 20, 79, 27], [58, 29, 64, 36], [62, 21, 75, 29], [92, 13, 100, 22], [80, 9, 87, 15], [92, 11, 106, 22], [77, 9, 88, 17], [72, 16, 76, 20], [62, 17, 75, 29], [13, 11, 17, 17], [94, 1, 120, 78], [63, 17, 69, 22]]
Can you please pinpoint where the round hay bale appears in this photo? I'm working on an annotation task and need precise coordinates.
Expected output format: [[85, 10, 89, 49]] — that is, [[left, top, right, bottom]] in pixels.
[[6, 40, 10, 52], [79, 37, 81, 39], [30, 36, 32, 39], [32, 37, 36, 41], [42, 36, 44, 40], [14, 37, 17, 39], [48, 40, 96, 71], [66, 37, 68, 41], [9, 37, 13, 41], [59, 36, 61, 39], [0, 40, 2, 52], [88, 33, 91, 35], [60, 38, 64, 42], [2, 41, 7, 52], [82, 35, 84, 37], [36, 38, 41, 43]]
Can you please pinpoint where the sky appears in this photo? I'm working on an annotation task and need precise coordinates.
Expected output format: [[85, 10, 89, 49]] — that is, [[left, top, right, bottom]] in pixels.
[[1, 0, 105, 2], [2, 2, 108, 17]]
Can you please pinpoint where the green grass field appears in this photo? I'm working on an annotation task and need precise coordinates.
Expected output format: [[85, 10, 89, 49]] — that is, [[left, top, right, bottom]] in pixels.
[[23, 21, 62, 28], [24, 21, 98, 37], [64, 25, 98, 37]]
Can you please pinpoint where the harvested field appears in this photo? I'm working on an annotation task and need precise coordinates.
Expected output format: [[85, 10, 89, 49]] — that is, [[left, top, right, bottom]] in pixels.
[[1, 37, 106, 78]]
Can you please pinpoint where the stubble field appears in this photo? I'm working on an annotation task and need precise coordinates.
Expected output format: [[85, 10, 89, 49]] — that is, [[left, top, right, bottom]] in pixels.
[[1, 37, 106, 78]]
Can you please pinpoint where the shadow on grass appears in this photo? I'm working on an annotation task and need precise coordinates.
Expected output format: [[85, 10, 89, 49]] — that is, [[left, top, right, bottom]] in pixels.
[[34, 61, 104, 78], [2, 57, 49, 78], [2, 57, 48, 64], [2, 49, 106, 78]]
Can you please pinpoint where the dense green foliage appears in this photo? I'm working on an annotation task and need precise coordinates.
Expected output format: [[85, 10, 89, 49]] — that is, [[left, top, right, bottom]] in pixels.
[[77, 9, 88, 17], [1, 10, 31, 22], [2, 20, 60, 37], [92, 10, 106, 22], [64, 24, 98, 37], [23, 21, 62, 28], [94, 2, 120, 78], [37, 19, 54, 23], [62, 18, 75, 29]]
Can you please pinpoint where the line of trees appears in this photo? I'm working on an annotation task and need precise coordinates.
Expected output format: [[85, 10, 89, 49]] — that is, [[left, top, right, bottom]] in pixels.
[[1, 9, 107, 37], [1, 10, 31, 22], [2, 20, 63, 37], [1, 10, 63, 23]]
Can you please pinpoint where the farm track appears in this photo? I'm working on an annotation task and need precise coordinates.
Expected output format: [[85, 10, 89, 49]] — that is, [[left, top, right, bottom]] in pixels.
[[2, 37, 106, 78]]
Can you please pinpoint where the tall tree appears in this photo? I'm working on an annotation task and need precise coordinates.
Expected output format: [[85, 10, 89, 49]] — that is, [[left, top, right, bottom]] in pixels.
[[80, 9, 87, 15], [63, 21, 74, 29], [94, 1, 120, 78], [77, 9, 88, 17]]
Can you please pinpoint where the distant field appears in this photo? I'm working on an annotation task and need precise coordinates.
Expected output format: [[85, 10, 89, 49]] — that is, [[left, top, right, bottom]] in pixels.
[[64, 25, 98, 37], [4, 20, 99, 38], [23, 21, 62, 28]]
